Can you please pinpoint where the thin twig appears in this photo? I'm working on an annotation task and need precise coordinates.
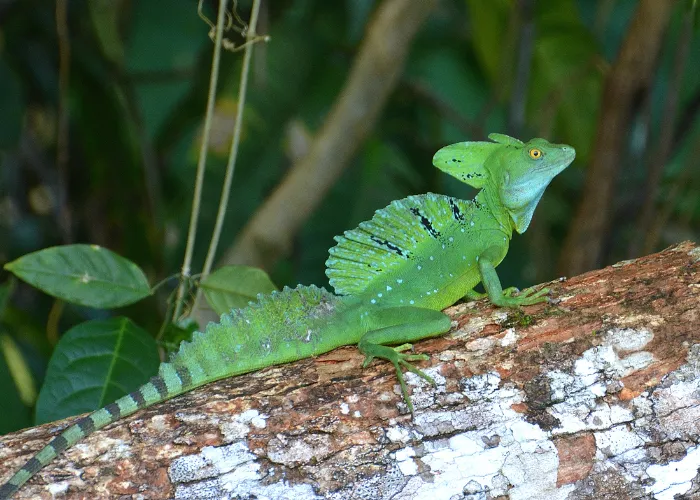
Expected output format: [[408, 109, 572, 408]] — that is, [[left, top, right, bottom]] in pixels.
[[173, 0, 229, 321], [192, 0, 264, 314], [217, 0, 438, 272]]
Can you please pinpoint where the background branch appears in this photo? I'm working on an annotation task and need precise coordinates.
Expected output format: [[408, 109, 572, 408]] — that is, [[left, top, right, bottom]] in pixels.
[[1, 242, 698, 498], [559, 0, 678, 277], [217, 0, 438, 270]]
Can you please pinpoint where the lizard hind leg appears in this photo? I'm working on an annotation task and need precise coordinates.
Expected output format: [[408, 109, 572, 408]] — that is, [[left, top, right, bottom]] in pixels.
[[358, 307, 451, 414]]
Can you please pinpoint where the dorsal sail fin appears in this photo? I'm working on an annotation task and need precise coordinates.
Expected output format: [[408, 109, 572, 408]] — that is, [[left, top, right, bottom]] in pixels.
[[325, 193, 472, 295]]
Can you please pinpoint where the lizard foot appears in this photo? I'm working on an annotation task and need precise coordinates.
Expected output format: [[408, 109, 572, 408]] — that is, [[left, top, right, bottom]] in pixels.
[[510, 286, 550, 305], [361, 343, 434, 415]]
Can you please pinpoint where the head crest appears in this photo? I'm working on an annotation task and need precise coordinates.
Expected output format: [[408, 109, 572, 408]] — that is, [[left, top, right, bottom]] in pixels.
[[432, 134, 518, 188]]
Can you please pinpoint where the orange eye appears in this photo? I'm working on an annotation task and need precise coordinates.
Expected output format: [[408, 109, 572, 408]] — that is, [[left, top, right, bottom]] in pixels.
[[529, 148, 543, 160]]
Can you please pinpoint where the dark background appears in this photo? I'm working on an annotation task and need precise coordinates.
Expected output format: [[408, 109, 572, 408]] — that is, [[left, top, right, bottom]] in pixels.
[[0, 0, 698, 433]]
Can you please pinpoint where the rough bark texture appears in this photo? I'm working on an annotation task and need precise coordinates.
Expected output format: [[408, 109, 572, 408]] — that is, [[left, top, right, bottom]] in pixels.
[[1, 242, 699, 499], [559, 0, 678, 277]]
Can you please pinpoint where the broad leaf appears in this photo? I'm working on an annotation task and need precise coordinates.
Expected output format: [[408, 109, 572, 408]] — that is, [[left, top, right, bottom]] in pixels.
[[35, 317, 159, 424], [5, 244, 152, 308], [200, 265, 278, 316], [159, 318, 198, 356], [0, 334, 32, 434]]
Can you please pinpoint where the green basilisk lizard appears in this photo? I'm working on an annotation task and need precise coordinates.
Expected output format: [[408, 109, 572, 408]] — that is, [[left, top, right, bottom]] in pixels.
[[0, 134, 574, 498]]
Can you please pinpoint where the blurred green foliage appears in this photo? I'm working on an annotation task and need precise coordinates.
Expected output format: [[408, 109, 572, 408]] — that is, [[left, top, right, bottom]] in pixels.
[[0, 0, 698, 434]]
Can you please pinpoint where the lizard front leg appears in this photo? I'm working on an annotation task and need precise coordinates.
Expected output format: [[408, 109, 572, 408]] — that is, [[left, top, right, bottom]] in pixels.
[[477, 246, 549, 307], [358, 307, 451, 414]]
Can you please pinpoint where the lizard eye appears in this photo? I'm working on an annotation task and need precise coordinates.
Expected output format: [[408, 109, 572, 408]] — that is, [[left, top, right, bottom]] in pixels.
[[529, 148, 543, 160]]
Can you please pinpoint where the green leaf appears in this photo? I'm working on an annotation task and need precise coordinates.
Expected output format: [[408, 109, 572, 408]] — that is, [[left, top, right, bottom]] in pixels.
[[35, 317, 159, 424], [200, 266, 278, 316], [4, 244, 152, 308], [0, 335, 32, 434], [0, 333, 36, 406], [89, 0, 125, 65], [466, 0, 513, 87], [159, 317, 198, 356]]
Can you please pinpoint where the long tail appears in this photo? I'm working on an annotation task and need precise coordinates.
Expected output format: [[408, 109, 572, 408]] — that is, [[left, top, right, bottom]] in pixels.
[[0, 285, 340, 498], [0, 363, 199, 499]]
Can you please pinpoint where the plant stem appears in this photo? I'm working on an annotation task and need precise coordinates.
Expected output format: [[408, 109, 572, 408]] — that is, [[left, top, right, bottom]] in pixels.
[[192, 0, 263, 314], [173, 0, 229, 321]]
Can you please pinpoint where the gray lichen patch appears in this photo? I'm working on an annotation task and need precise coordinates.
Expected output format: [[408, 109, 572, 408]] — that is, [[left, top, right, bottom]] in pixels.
[[163, 335, 699, 500], [356, 333, 700, 499], [382, 372, 573, 499]]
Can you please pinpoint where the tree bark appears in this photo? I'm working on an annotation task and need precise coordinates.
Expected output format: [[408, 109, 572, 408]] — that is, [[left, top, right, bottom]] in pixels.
[[1, 242, 699, 499], [559, 0, 678, 277]]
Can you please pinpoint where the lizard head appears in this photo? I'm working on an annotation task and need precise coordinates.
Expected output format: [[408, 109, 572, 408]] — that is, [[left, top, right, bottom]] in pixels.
[[433, 134, 575, 233], [492, 136, 575, 233]]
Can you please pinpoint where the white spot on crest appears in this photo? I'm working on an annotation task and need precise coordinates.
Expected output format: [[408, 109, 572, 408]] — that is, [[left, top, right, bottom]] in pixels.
[[410, 300, 415, 305], [90, 244, 101, 251], [80, 272, 92, 284], [430, 256, 434, 261], [378, 293, 383, 298], [397, 279, 403, 284], [386, 286, 392, 291], [371, 299, 376, 304]]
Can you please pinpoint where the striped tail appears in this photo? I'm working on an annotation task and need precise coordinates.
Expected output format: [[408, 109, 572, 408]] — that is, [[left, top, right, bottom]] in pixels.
[[0, 363, 198, 499]]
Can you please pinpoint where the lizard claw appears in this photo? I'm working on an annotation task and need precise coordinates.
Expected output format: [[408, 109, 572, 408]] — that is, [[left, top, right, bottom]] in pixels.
[[360, 344, 433, 415]]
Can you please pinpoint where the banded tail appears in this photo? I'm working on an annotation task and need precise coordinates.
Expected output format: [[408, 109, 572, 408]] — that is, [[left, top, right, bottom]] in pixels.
[[0, 364, 201, 499], [0, 285, 340, 498]]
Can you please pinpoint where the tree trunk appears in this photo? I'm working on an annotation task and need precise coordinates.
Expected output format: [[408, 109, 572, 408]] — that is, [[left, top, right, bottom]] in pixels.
[[1, 242, 699, 499]]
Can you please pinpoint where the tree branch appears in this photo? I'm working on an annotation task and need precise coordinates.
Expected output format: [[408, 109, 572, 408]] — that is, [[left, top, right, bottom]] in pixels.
[[559, 0, 678, 277], [217, 0, 438, 270], [1, 242, 699, 498]]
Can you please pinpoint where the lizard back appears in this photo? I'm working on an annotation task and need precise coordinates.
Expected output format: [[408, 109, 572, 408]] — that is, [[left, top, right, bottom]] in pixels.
[[326, 193, 510, 310]]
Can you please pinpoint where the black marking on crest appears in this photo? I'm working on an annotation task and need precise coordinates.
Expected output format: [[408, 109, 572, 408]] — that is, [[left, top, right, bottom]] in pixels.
[[410, 207, 440, 238], [130, 390, 147, 408], [474, 198, 484, 210], [370, 235, 408, 257], [51, 435, 69, 453], [77, 417, 95, 435], [449, 199, 465, 221], [105, 403, 121, 420], [176, 367, 193, 387], [151, 377, 168, 398]]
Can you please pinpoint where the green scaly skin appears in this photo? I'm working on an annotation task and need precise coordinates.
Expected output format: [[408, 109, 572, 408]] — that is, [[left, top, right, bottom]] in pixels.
[[0, 134, 574, 498]]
